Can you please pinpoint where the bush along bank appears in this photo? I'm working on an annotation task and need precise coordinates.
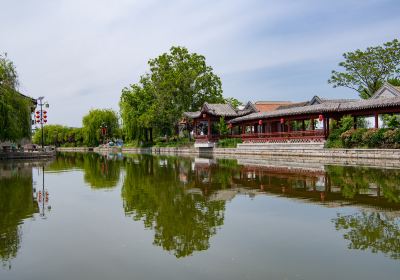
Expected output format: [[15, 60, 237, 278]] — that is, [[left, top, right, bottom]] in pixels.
[[326, 115, 400, 148], [339, 128, 400, 148]]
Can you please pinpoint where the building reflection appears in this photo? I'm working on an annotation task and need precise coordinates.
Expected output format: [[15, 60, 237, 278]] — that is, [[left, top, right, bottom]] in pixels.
[[186, 157, 400, 260], [0, 162, 39, 269], [186, 157, 400, 210]]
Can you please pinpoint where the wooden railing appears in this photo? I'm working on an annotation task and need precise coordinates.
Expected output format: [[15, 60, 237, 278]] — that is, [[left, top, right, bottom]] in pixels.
[[194, 134, 220, 142], [240, 129, 326, 143], [194, 130, 325, 143]]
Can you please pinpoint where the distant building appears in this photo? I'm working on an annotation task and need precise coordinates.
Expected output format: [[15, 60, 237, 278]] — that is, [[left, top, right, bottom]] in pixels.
[[254, 101, 292, 112]]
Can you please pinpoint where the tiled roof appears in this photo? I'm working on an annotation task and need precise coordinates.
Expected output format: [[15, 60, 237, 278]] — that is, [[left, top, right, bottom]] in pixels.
[[255, 101, 293, 112], [276, 102, 309, 110], [203, 102, 238, 116], [229, 96, 400, 123], [183, 111, 201, 118], [184, 101, 258, 118]]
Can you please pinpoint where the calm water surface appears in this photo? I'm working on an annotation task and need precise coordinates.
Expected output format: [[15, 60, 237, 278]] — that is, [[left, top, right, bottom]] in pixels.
[[1, 153, 400, 280]]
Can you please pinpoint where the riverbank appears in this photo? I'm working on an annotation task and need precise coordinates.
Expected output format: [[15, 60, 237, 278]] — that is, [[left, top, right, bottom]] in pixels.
[[0, 151, 56, 160], [56, 146, 400, 167]]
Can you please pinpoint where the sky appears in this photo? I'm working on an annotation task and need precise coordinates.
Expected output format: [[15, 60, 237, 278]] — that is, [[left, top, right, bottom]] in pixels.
[[1, 0, 400, 127]]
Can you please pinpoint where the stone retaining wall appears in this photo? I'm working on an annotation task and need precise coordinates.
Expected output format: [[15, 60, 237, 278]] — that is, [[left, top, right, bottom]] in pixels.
[[56, 146, 400, 167], [56, 147, 94, 152]]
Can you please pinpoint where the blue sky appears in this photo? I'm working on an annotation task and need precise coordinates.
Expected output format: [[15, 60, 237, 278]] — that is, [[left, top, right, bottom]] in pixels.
[[1, 0, 400, 126]]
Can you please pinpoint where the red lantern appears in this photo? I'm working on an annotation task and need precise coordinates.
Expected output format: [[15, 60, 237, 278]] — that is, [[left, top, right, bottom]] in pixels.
[[43, 110, 47, 114], [318, 114, 323, 122], [36, 111, 40, 114], [258, 119, 262, 125], [43, 119, 47, 123], [36, 120, 40, 123], [280, 118, 284, 124]]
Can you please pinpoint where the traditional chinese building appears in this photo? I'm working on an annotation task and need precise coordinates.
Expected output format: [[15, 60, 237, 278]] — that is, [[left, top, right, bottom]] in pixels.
[[183, 101, 258, 146], [184, 83, 400, 146]]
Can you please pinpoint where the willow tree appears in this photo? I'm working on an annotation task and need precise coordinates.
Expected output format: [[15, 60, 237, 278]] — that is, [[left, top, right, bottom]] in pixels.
[[82, 109, 119, 146], [0, 53, 32, 142], [120, 46, 225, 142]]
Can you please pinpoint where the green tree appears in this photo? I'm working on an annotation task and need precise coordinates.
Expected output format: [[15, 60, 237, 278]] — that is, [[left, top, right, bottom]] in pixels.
[[0, 53, 18, 90], [0, 53, 32, 142], [225, 97, 242, 109], [217, 116, 228, 136], [33, 125, 85, 147], [120, 77, 156, 143], [328, 39, 400, 99], [82, 109, 119, 146], [120, 46, 225, 142]]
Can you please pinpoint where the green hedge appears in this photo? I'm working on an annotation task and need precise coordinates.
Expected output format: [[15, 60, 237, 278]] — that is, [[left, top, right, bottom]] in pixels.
[[339, 128, 400, 148]]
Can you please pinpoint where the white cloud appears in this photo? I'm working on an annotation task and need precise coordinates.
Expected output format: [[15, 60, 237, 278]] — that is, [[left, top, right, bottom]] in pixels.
[[1, 0, 399, 126]]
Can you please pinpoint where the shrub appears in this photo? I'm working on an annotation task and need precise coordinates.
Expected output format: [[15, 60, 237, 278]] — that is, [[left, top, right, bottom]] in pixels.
[[217, 138, 242, 148], [362, 128, 387, 148], [340, 129, 355, 148]]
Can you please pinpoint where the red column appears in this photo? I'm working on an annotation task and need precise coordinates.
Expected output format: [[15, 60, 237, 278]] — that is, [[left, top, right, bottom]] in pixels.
[[326, 117, 330, 137], [207, 118, 211, 138], [374, 113, 379, 129]]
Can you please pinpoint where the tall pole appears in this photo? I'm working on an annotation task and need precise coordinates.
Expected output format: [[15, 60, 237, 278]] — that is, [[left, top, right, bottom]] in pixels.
[[40, 100, 44, 149]]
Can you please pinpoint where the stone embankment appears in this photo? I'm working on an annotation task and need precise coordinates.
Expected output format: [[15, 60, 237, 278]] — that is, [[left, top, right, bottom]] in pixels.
[[0, 151, 55, 160], [56, 144, 400, 167]]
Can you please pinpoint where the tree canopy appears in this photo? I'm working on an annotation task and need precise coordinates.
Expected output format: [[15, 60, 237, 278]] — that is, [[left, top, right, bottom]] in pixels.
[[0, 53, 32, 142], [82, 109, 119, 146], [120, 46, 225, 142], [33, 125, 85, 147], [328, 39, 400, 99]]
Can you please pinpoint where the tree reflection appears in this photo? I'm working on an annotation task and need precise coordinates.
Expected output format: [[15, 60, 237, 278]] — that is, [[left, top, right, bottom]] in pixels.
[[121, 155, 225, 258], [326, 166, 400, 203], [83, 154, 121, 189], [0, 164, 38, 268], [47, 153, 122, 189], [333, 212, 400, 259]]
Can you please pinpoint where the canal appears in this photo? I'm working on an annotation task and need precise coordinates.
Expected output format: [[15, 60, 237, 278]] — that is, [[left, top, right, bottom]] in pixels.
[[1, 153, 400, 280]]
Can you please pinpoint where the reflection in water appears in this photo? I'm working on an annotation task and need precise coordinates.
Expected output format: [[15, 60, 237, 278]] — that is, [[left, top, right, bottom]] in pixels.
[[47, 153, 122, 189], [333, 212, 400, 260], [327, 166, 400, 204], [121, 155, 225, 258], [2, 153, 400, 267], [0, 163, 38, 268]]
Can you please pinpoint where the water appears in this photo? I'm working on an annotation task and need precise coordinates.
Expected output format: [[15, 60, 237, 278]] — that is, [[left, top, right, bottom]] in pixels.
[[1, 153, 400, 280]]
